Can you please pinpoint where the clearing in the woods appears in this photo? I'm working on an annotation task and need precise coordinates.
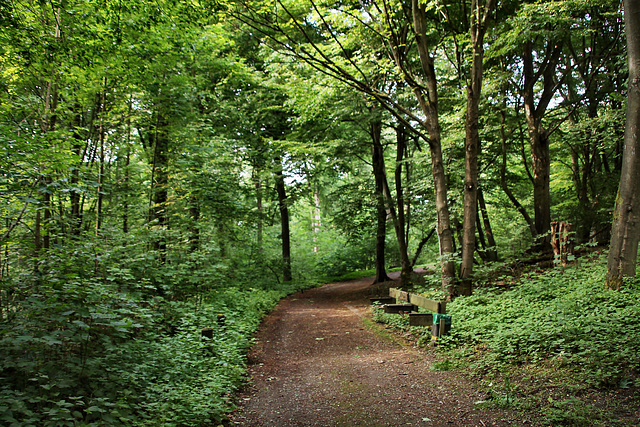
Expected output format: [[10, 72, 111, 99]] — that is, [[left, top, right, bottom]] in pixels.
[[228, 274, 525, 426]]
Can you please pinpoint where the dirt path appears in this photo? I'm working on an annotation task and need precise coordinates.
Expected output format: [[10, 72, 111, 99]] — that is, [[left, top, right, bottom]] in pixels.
[[228, 275, 517, 426]]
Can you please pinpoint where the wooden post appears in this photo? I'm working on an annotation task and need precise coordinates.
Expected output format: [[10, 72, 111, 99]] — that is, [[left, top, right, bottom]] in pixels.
[[439, 318, 446, 338], [202, 327, 214, 339], [217, 314, 226, 327]]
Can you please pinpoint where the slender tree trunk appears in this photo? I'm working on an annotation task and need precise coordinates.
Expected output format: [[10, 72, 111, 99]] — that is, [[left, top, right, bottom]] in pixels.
[[607, 0, 640, 289], [312, 186, 321, 253], [478, 188, 498, 261], [371, 120, 391, 284], [253, 170, 264, 247], [476, 208, 488, 261], [374, 187, 390, 284], [404, 139, 412, 247], [411, 228, 435, 267], [34, 210, 42, 257], [151, 112, 169, 264], [69, 107, 86, 236], [123, 101, 132, 235], [96, 88, 106, 235], [371, 118, 412, 284], [274, 158, 292, 282], [189, 196, 200, 253], [42, 189, 51, 251], [500, 109, 537, 237], [395, 124, 408, 259]]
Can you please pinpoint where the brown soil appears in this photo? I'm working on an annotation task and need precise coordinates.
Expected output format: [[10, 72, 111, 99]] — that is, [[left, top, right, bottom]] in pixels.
[[227, 274, 522, 426]]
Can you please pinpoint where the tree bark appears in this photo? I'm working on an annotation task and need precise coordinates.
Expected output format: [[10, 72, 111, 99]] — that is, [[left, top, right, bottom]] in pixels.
[[411, 228, 435, 267], [372, 121, 412, 285], [411, 0, 456, 298], [150, 111, 169, 264], [312, 186, 321, 253], [374, 183, 390, 284], [70, 109, 86, 236], [253, 169, 264, 247], [500, 109, 537, 237], [189, 196, 200, 253], [371, 119, 392, 284], [522, 40, 563, 251], [96, 86, 106, 235], [607, 0, 640, 289], [477, 188, 498, 261], [274, 158, 292, 282], [395, 124, 409, 276], [459, 0, 495, 295], [123, 99, 132, 235]]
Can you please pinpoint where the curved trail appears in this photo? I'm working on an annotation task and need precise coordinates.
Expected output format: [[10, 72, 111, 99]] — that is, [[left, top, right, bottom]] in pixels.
[[229, 275, 514, 426]]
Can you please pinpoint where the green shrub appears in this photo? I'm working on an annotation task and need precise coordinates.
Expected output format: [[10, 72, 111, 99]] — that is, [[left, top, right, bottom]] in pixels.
[[0, 238, 307, 425]]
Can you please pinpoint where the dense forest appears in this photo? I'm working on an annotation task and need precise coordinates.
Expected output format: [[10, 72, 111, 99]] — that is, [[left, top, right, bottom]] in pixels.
[[1, 0, 639, 425]]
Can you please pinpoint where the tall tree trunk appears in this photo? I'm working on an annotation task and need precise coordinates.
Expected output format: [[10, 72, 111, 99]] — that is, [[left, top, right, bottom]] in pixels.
[[312, 186, 321, 253], [395, 124, 408, 260], [528, 130, 552, 249], [459, 0, 495, 295], [123, 101, 132, 235], [411, 0, 456, 298], [69, 103, 89, 237], [607, 0, 640, 290], [374, 182, 390, 284], [34, 210, 42, 257], [274, 158, 292, 282], [390, 123, 413, 284], [96, 87, 106, 235], [42, 188, 51, 251], [522, 40, 562, 251]]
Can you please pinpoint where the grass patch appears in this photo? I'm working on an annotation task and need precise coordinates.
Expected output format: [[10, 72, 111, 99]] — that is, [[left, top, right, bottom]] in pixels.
[[361, 316, 410, 349]]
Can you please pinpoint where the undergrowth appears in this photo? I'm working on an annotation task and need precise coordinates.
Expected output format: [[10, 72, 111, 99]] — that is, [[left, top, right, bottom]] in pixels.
[[0, 247, 308, 426], [438, 253, 640, 389], [372, 252, 640, 425]]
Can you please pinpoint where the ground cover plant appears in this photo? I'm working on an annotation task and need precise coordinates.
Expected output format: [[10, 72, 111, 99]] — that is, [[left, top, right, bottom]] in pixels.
[[373, 253, 640, 425], [440, 253, 640, 388]]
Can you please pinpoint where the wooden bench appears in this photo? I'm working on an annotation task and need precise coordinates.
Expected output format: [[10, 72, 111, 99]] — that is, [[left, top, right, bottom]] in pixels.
[[372, 288, 450, 338]]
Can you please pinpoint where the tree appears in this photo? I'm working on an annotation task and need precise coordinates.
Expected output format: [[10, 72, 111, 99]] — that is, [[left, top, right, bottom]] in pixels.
[[229, 0, 460, 297], [606, 0, 640, 290], [456, 0, 497, 294]]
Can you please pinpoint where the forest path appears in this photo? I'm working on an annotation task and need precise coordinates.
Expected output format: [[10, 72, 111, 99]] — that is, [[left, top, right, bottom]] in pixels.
[[228, 274, 515, 426]]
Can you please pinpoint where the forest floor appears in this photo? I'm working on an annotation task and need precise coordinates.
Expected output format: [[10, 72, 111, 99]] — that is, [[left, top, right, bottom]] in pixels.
[[226, 273, 530, 426]]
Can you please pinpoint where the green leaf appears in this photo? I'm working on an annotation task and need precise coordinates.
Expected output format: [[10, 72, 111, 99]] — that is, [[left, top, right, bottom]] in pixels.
[[72, 320, 89, 329]]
